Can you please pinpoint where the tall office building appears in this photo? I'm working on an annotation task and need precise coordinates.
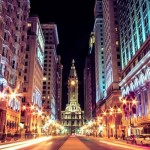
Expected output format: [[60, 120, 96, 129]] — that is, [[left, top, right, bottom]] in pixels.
[[0, 0, 30, 137], [61, 60, 84, 134], [56, 55, 63, 121], [21, 16, 45, 134], [99, 0, 121, 138], [94, 0, 105, 103], [118, 0, 150, 136], [84, 32, 95, 120], [42, 23, 59, 120]]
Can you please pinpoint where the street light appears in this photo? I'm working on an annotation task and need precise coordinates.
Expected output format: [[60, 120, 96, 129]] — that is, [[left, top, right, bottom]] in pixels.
[[120, 92, 137, 136], [110, 105, 122, 139], [103, 110, 110, 138], [103, 106, 122, 139]]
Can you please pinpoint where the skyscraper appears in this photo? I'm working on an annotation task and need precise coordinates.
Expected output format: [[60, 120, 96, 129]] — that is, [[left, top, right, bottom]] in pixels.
[[118, 0, 150, 136], [21, 16, 45, 134], [94, 0, 105, 102], [96, 0, 122, 138], [42, 23, 59, 120], [84, 32, 96, 120]]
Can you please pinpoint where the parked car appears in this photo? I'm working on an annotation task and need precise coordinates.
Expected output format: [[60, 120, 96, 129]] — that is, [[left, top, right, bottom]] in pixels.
[[126, 134, 150, 146], [140, 135, 150, 146]]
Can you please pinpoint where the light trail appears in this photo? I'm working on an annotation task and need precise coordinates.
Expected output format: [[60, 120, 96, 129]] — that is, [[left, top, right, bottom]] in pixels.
[[100, 140, 149, 150], [0, 136, 52, 150]]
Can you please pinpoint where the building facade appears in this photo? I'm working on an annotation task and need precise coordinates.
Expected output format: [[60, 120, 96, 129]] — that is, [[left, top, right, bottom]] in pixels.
[[42, 23, 59, 120], [56, 55, 63, 121], [94, 0, 105, 103], [118, 0, 150, 136], [97, 0, 122, 138], [61, 60, 84, 134], [0, 0, 30, 137], [21, 16, 45, 135], [84, 32, 96, 120]]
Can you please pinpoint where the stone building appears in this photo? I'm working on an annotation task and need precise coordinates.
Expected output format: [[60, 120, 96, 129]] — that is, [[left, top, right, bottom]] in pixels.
[[42, 23, 59, 120], [61, 60, 84, 134], [0, 0, 30, 137]]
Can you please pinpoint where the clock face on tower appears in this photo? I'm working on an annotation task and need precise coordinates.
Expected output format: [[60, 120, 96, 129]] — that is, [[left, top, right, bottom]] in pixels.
[[71, 80, 75, 86]]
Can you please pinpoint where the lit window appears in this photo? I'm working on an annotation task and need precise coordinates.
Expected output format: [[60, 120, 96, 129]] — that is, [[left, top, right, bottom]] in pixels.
[[28, 23, 31, 27], [116, 41, 119, 45], [43, 77, 47, 81]]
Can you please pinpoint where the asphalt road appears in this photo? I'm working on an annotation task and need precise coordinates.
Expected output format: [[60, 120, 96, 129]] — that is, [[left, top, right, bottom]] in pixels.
[[0, 135, 150, 150], [21, 136, 68, 150], [0, 136, 68, 150], [78, 136, 150, 150]]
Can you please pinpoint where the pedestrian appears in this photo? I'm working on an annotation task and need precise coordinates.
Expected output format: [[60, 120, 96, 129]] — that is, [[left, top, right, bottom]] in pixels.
[[122, 131, 125, 140]]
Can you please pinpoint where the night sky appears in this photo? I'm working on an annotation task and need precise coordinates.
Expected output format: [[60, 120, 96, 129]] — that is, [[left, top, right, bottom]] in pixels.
[[30, 0, 95, 110]]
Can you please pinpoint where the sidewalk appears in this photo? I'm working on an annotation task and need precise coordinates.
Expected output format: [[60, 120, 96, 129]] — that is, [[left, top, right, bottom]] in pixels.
[[59, 135, 90, 150]]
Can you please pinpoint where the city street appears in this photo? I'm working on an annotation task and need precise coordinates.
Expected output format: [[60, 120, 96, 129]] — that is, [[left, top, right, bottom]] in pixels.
[[0, 135, 150, 150]]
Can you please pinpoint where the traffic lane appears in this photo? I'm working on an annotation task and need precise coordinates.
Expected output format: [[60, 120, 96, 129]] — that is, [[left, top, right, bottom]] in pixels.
[[78, 136, 114, 150], [20, 136, 69, 150], [96, 137, 150, 150], [78, 136, 150, 150], [0, 136, 53, 150]]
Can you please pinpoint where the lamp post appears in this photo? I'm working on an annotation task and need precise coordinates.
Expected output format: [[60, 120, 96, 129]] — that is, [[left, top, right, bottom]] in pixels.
[[103, 110, 110, 138], [103, 106, 122, 139], [93, 119, 99, 137], [110, 105, 122, 139], [120, 94, 137, 136], [97, 116, 103, 137]]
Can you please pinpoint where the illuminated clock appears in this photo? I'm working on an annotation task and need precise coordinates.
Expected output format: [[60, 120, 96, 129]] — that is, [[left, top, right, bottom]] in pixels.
[[71, 80, 75, 85]]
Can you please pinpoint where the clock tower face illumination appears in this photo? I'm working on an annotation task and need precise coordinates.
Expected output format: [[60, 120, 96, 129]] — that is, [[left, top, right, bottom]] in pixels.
[[71, 80, 75, 85]]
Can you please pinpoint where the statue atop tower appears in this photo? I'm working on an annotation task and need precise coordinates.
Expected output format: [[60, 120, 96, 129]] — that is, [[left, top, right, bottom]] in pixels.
[[69, 59, 77, 78]]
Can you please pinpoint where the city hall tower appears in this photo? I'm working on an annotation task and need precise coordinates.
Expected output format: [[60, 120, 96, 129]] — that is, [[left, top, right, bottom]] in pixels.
[[61, 60, 84, 134]]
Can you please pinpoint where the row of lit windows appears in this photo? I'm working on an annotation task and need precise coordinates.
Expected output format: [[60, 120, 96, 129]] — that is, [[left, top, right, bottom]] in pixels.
[[122, 47, 149, 78], [121, 15, 148, 39], [120, 1, 150, 68]]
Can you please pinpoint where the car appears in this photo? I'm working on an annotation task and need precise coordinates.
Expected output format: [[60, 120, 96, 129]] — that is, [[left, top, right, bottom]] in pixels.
[[126, 134, 150, 146], [126, 135, 144, 145], [139, 135, 150, 146]]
